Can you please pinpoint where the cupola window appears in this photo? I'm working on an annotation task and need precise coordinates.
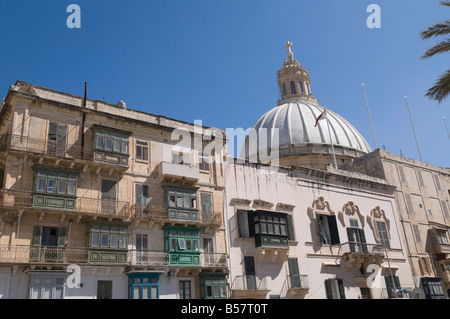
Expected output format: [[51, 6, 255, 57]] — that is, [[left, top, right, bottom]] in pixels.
[[282, 83, 287, 96], [290, 81, 296, 94]]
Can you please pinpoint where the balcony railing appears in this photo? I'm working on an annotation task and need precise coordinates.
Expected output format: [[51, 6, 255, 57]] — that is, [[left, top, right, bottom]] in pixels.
[[0, 134, 91, 160], [0, 245, 89, 264], [0, 189, 130, 217], [287, 274, 309, 290], [0, 245, 227, 268], [340, 242, 384, 256], [231, 275, 268, 291], [380, 288, 412, 299], [0, 189, 33, 208], [199, 211, 222, 226], [130, 204, 169, 220], [128, 250, 169, 266]]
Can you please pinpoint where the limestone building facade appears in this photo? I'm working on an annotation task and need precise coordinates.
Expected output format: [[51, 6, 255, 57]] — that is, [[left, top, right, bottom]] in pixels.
[[0, 81, 228, 299]]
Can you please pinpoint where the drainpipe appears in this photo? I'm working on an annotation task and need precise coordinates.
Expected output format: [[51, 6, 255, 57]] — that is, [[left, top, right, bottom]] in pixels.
[[81, 82, 87, 157]]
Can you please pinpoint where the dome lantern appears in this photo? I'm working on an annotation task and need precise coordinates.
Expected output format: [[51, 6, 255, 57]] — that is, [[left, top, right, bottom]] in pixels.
[[277, 41, 316, 105]]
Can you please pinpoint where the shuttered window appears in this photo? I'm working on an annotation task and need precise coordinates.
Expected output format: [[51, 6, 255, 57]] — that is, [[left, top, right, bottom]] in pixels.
[[317, 214, 340, 245], [325, 279, 345, 299]]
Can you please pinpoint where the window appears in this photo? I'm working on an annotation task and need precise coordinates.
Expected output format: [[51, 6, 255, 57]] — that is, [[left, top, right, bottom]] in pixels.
[[95, 129, 129, 155], [290, 81, 296, 94], [325, 279, 345, 299], [30, 276, 66, 299], [282, 83, 287, 96], [32, 226, 66, 247], [288, 258, 301, 288], [90, 224, 127, 249], [97, 281, 113, 299], [179, 280, 191, 299], [135, 184, 150, 215], [35, 170, 78, 196], [237, 210, 294, 243], [347, 218, 367, 253], [135, 140, 149, 161], [136, 234, 148, 251], [128, 274, 159, 299], [299, 82, 304, 94], [377, 221, 390, 249], [244, 256, 256, 290], [317, 214, 340, 245], [385, 275, 401, 298], [165, 228, 200, 253], [434, 174, 442, 191], [417, 170, 425, 187], [201, 275, 227, 299], [237, 210, 250, 238], [405, 194, 414, 213], [167, 188, 197, 210], [421, 258, 431, 274], [47, 122, 67, 156], [398, 166, 406, 183], [199, 152, 210, 171], [200, 192, 213, 213], [421, 278, 445, 299], [441, 200, 449, 218], [435, 230, 449, 245], [413, 224, 422, 243], [360, 288, 371, 299]]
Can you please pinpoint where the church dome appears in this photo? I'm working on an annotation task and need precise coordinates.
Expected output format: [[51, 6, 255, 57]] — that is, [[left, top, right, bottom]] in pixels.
[[243, 41, 372, 169], [253, 98, 372, 154]]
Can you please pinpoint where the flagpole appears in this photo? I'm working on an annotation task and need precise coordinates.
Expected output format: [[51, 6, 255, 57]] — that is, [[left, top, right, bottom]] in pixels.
[[404, 96, 422, 162], [324, 102, 338, 169], [361, 83, 377, 149], [443, 117, 450, 141]]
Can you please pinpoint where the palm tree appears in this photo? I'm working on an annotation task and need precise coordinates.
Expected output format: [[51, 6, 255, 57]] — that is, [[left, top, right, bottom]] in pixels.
[[420, 0, 450, 103]]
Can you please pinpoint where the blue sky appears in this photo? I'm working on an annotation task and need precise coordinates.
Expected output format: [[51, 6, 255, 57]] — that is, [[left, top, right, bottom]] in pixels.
[[0, 0, 448, 167]]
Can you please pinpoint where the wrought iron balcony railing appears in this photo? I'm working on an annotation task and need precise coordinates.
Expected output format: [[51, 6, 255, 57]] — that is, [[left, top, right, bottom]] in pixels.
[[0, 134, 91, 160], [0, 245, 227, 268], [231, 275, 269, 291], [0, 189, 130, 217], [286, 274, 309, 290], [340, 242, 384, 256]]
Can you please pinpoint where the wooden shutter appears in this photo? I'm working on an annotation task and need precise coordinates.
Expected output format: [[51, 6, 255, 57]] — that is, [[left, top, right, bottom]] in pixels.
[[247, 211, 255, 237], [324, 279, 333, 299], [288, 258, 301, 288], [32, 226, 42, 246], [287, 215, 295, 241], [57, 227, 67, 247], [338, 279, 346, 299], [328, 215, 340, 245]]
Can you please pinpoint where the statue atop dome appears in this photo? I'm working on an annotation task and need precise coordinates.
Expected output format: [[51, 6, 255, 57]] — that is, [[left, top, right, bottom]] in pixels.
[[285, 41, 294, 61]]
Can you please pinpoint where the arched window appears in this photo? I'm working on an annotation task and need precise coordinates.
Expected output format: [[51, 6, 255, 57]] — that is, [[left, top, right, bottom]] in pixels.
[[290, 81, 296, 94], [282, 83, 287, 96], [299, 82, 304, 94]]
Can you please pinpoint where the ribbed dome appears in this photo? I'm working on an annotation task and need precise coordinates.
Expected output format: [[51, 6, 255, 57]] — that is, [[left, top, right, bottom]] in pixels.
[[252, 98, 372, 154]]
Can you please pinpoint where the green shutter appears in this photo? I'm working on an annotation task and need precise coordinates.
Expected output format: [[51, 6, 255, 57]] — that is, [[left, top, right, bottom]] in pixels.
[[324, 279, 333, 299], [328, 215, 340, 245], [338, 279, 346, 299], [287, 215, 295, 241], [58, 227, 67, 247], [247, 211, 255, 237], [32, 226, 42, 246]]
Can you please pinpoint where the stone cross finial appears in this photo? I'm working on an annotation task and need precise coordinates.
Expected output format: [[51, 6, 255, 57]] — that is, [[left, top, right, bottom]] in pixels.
[[285, 41, 294, 61]]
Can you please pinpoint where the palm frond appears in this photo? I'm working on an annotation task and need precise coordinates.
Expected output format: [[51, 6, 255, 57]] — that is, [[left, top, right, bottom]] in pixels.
[[420, 20, 450, 39], [439, 0, 450, 7], [425, 69, 450, 103], [421, 38, 450, 58]]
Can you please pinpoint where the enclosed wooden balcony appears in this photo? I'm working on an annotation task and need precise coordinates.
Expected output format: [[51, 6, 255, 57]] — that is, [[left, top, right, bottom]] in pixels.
[[429, 229, 450, 256]]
